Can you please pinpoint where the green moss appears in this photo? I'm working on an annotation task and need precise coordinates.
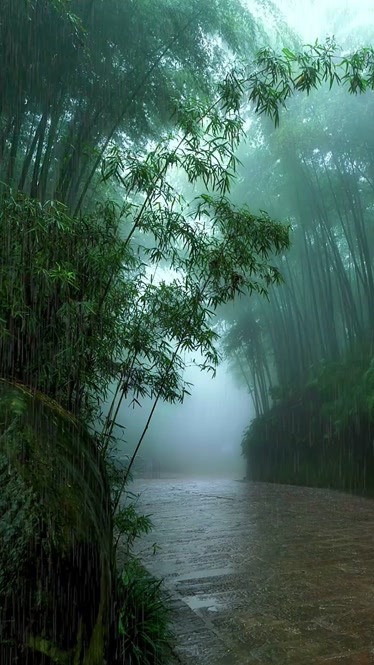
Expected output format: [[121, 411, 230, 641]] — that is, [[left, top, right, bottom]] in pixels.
[[26, 636, 70, 664]]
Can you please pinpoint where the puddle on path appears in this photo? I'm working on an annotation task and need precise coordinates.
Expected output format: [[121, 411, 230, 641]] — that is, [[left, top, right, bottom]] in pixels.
[[182, 595, 221, 611]]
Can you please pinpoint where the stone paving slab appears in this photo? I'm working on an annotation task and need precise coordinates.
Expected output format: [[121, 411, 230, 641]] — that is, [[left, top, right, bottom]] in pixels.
[[133, 479, 374, 664]]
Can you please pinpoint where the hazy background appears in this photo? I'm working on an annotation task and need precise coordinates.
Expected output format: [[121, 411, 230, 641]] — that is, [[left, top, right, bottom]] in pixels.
[[110, 355, 250, 477]]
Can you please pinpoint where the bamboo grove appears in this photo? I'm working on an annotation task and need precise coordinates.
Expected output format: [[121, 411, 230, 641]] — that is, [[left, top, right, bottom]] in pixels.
[[224, 81, 374, 491]]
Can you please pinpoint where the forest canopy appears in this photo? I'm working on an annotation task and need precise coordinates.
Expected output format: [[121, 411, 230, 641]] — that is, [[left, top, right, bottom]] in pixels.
[[0, 0, 276, 211]]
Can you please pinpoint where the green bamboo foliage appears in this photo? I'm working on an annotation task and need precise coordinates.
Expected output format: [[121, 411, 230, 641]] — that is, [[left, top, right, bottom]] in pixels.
[[0, 0, 273, 212]]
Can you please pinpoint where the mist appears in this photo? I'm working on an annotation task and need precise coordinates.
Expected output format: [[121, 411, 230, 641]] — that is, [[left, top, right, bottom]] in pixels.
[[276, 0, 374, 43], [106, 355, 249, 477]]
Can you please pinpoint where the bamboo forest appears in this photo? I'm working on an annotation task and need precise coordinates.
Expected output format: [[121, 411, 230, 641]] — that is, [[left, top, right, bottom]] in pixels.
[[1, 0, 374, 664]]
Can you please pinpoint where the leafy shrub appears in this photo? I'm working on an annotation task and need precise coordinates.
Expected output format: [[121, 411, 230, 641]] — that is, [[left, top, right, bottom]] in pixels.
[[0, 189, 134, 421]]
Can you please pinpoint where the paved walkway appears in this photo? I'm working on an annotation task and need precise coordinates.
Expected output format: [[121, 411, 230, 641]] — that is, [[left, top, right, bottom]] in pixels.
[[133, 478, 374, 665]]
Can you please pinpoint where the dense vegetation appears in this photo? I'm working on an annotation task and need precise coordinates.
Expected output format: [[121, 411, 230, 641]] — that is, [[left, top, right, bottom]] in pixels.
[[2, 0, 374, 662], [0, 0, 276, 212], [0, 380, 113, 664]]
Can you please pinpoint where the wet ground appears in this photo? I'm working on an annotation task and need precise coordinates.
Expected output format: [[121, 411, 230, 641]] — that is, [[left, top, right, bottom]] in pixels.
[[132, 478, 374, 664]]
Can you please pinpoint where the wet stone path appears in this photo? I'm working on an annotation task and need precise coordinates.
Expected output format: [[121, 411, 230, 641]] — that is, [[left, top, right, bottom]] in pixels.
[[133, 478, 374, 664]]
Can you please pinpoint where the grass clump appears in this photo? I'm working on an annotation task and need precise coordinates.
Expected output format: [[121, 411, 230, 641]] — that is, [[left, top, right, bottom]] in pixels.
[[110, 556, 174, 665]]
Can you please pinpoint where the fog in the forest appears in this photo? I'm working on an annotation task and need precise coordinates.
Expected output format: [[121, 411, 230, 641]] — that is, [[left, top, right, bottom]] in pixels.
[[3, 1, 374, 662], [3, 0, 374, 485], [276, 0, 374, 43], [113, 359, 249, 477], [107, 0, 374, 480]]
